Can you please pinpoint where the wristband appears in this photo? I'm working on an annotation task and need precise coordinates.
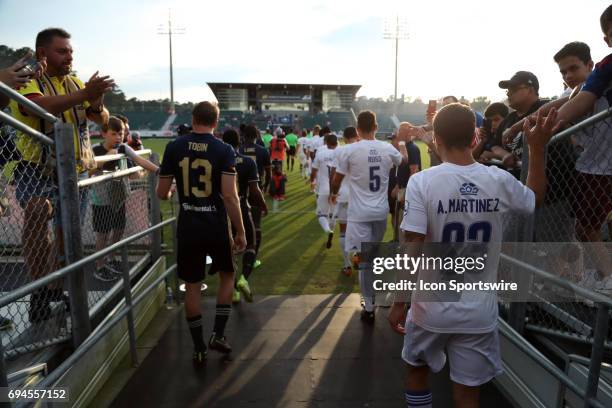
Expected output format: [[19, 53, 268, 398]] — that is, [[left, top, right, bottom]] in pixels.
[[398, 141, 406, 146]]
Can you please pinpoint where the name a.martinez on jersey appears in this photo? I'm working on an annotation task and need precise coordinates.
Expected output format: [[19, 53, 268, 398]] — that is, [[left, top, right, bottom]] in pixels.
[[436, 182, 500, 214]]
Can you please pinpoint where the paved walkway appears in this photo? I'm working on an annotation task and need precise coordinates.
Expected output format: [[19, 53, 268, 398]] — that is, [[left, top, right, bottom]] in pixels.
[[112, 294, 512, 407]]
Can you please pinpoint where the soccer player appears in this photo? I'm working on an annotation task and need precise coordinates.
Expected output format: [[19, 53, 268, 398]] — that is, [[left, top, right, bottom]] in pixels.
[[330, 126, 360, 276], [239, 125, 271, 269], [331, 111, 410, 322], [311, 134, 338, 248], [222, 129, 268, 304], [387, 103, 556, 408], [285, 128, 299, 172], [157, 102, 247, 365], [308, 125, 322, 160], [297, 129, 310, 179]]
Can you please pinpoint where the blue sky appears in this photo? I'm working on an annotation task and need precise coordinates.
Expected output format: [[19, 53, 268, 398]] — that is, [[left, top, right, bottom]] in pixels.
[[1, 0, 610, 103]]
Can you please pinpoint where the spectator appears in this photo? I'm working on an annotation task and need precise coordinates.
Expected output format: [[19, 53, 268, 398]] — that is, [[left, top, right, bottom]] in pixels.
[[90, 116, 158, 282], [389, 123, 421, 240], [502, 42, 594, 144], [116, 114, 131, 144], [129, 131, 143, 150], [441, 95, 458, 106], [554, 4, 612, 292], [9, 27, 114, 322], [495, 71, 547, 176], [472, 102, 509, 162]]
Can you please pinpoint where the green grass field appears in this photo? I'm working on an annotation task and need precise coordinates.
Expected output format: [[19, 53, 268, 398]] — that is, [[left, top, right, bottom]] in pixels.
[[136, 137, 394, 295]]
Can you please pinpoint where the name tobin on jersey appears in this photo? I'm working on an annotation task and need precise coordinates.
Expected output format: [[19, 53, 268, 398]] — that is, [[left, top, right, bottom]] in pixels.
[[437, 198, 500, 214]]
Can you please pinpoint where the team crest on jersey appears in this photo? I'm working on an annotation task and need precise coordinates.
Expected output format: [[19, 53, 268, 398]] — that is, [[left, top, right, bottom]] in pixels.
[[459, 182, 479, 196]]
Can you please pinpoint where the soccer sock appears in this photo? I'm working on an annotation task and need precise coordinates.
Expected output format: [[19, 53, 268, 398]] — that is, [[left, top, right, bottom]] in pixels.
[[213, 304, 232, 337], [242, 249, 257, 280], [339, 232, 350, 267], [255, 229, 262, 255], [187, 315, 206, 351], [328, 216, 335, 232], [318, 216, 331, 233], [404, 390, 432, 408]]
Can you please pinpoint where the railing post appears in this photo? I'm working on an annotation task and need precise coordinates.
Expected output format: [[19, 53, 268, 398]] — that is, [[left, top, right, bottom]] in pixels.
[[172, 217, 180, 305], [147, 153, 161, 262], [121, 246, 138, 367], [584, 304, 609, 408], [0, 341, 10, 408], [54, 122, 91, 347]]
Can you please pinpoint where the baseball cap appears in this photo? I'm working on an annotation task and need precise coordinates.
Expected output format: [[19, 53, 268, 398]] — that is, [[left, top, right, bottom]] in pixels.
[[498, 71, 539, 92]]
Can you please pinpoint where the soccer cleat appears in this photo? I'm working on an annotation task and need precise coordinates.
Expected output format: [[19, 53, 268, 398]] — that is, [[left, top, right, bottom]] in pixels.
[[341, 266, 352, 277], [0, 317, 13, 331], [278, 195, 286, 201], [232, 289, 241, 304], [253, 260, 262, 269], [209, 333, 232, 354], [237, 276, 253, 303], [326, 232, 334, 249], [192, 349, 207, 365], [351, 253, 361, 269], [360, 309, 375, 324]]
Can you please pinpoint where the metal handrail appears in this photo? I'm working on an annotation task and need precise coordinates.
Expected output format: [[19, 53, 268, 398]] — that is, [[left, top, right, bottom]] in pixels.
[[0, 217, 175, 309], [34, 264, 176, 390], [77, 165, 145, 188], [500, 318, 606, 408], [0, 80, 58, 124], [93, 148, 151, 164], [499, 253, 612, 308], [549, 106, 612, 144], [0, 110, 53, 146]]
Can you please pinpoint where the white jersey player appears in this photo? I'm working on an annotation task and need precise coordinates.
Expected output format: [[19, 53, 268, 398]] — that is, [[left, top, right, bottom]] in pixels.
[[297, 132, 310, 179], [330, 126, 360, 276], [331, 111, 410, 322], [311, 135, 337, 248], [388, 104, 556, 408]]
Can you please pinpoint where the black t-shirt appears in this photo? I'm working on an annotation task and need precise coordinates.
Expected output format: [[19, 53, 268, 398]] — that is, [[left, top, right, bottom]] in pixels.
[[235, 152, 259, 199], [388, 142, 421, 195], [239, 142, 271, 178], [159, 133, 236, 230], [491, 100, 548, 149]]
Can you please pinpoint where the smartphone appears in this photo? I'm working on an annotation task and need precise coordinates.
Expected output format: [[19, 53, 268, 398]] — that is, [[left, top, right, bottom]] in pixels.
[[427, 99, 437, 115], [18, 57, 41, 77]]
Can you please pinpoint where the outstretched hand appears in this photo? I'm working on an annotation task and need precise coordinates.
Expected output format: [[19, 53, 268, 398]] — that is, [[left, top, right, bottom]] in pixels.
[[523, 108, 561, 151]]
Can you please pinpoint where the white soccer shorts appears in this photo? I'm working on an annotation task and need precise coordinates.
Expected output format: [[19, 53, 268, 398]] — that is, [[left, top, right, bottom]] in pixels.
[[345, 220, 387, 253], [401, 319, 503, 386]]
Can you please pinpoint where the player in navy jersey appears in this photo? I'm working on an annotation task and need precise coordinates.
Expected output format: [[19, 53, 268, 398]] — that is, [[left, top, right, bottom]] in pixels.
[[239, 125, 271, 268], [388, 104, 557, 408], [157, 102, 246, 365], [223, 129, 268, 304]]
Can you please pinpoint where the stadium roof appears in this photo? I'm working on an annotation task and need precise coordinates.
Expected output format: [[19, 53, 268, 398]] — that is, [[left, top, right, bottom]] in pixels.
[[207, 82, 361, 91]]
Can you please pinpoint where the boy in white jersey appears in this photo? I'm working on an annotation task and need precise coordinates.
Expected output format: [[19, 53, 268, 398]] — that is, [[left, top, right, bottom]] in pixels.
[[311, 134, 338, 248], [331, 111, 410, 322], [387, 103, 557, 408], [330, 126, 360, 276]]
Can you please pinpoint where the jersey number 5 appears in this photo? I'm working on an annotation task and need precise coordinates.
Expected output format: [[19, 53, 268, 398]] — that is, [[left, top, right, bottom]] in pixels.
[[179, 157, 212, 198], [369, 166, 381, 192]]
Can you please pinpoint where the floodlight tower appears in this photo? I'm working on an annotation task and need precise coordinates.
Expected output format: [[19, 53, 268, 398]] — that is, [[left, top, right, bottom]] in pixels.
[[383, 16, 409, 104], [157, 9, 184, 114]]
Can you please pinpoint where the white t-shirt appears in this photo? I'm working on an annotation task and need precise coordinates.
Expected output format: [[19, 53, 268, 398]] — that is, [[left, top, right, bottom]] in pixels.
[[401, 162, 535, 333], [335, 139, 403, 222], [331, 145, 350, 203], [312, 145, 335, 195], [574, 87, 612, 175]]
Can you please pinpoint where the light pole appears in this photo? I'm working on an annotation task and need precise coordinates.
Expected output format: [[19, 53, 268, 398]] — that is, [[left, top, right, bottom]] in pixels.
[[383, 16, 409, 105], [158, 9, 184, 114]]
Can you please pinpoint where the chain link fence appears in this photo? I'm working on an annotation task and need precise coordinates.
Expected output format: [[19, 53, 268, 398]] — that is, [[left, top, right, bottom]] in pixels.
[[0, 121, 71, 358], [0, 103, 160, 359], [500, 106, 612, 350]]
